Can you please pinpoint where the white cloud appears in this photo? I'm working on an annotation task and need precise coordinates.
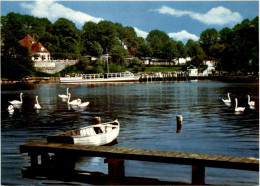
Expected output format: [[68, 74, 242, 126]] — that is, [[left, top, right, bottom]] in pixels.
[[20, 0, 103, 26], [168, 30, 199, 41], [134, 27, 149, 38], [153, 6, 243, 25]]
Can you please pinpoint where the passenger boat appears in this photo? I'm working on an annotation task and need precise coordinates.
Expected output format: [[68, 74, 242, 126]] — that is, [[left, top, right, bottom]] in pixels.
[[60, 71, 140, 84], [46, 120, 120, 146]]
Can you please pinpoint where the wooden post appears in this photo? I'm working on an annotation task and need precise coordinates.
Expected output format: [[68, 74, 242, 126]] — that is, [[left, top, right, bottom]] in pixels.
[[104, 158, 125, 178], [95, 117, 101, 124], [192, 165, 205, 185], [41, 153, 50, 166], [29, 153, 38, 167], [176, 115, 183, 133]]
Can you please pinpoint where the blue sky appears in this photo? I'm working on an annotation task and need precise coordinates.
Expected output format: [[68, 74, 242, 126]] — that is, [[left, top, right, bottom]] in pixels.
[[1, 1, 259, 43]]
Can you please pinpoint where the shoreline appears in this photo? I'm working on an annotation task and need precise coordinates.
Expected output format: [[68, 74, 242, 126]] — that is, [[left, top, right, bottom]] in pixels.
[[1, 75, 259, 84]]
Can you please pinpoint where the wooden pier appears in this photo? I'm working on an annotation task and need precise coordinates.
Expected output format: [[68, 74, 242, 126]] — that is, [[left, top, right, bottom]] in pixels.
[[20, 141, 258, 185]]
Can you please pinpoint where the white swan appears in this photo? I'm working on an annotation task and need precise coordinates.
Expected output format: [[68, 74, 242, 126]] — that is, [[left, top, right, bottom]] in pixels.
[[77, 98, 90, 107], [58, 88, 69, 99], [67, 93, 80, 105], [9, 93, 23, 105], [222, 93, 231, 103], [248, 95, 255, 107], [235, 98, 245, 112], [34, 96, 41, 109], [7, 105, 14, 114]]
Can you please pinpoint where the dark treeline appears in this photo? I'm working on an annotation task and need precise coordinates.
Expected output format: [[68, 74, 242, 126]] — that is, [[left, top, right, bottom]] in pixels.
[[1, 12, 258, 79]]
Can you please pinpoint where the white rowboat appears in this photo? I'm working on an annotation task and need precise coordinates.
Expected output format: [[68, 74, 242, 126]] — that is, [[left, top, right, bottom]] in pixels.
[[46, 120, 120, 146]]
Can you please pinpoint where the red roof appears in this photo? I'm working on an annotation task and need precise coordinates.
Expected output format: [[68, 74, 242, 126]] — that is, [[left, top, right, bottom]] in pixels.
[[31, 43, 50, 53], [20, 34, 50, 53]]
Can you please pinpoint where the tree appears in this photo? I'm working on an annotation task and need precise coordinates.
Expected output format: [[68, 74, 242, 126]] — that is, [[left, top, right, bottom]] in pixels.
[[146, 29, 170, 58], [81, 21, 101, 56], [135, 37, 152, 59], [215, 27, 234, 74], [232, 17, 259, 74], [186, 40, 204, 58], [199, 28, 218, 59], [98, 21, 118, 53], [111, 45, 128, 66], [176, 41, 187, 64], [52, 18, 81, 57], [162, 39, 178, 61], [1, 12, 34, 79], [1, 38, 34, 79]]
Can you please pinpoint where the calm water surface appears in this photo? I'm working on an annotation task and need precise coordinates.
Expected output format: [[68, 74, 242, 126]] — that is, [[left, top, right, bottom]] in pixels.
[[1, 81, 259, 185]]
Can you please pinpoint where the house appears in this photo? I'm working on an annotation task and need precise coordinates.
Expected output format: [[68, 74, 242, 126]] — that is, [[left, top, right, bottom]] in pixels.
[[187, 65, 198, 77], [20, 34, 50, 61], [201, 60, 215, 76]]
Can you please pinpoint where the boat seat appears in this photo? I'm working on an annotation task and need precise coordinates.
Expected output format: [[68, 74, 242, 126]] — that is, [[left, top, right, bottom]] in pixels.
[[86, 129, 91, 136], [89, 128, 96, 136], [80, 129, 86, 136]]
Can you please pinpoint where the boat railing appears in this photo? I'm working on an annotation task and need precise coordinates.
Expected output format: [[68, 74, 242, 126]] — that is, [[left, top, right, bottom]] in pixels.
[[82, 74, 104, 79]]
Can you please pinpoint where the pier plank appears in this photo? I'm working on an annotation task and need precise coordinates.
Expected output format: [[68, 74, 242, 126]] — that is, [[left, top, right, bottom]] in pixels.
[[20, 141, 259, 171]]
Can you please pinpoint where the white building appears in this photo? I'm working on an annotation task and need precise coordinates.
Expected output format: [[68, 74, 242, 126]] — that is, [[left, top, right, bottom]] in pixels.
[[20, 34, 51, 61]]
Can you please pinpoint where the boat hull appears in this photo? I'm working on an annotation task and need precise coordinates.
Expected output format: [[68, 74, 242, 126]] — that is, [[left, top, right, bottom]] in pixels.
[[46, 120, 120, 146], [60, 77, 140, 84], [60, 71, 140, 84]]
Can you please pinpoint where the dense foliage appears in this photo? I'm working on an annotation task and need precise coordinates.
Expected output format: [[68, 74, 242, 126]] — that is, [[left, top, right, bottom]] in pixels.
[[1, 12, 258, 79]]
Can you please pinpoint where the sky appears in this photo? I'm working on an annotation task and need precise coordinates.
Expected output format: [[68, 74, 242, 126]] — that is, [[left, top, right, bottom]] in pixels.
[[1, 1, 259, 43]]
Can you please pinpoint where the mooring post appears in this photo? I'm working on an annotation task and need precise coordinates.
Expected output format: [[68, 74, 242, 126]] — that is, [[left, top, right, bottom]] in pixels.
[[192, 165, 205, 185], [176, 115, 183, 133], [95, 117, 102, 124], [104, 158, 125, 178]]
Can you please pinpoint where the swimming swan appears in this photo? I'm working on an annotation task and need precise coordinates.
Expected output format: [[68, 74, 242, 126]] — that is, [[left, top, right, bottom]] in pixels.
[[77, 98, 90, 107], [67, 93, 80, 105], [34, 96, 41, 109], [235, 98, 245, 112], [58, 88, 69, 99], [7, 105, 14, 114], [222, 93, 231, 103], [9, 93, 23, 105], [248, 95, 255, 107]]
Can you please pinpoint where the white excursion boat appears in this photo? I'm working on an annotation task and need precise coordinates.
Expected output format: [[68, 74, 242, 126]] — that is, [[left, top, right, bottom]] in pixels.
[[60, 71, 140, 84], [46, 120, 120, 146]]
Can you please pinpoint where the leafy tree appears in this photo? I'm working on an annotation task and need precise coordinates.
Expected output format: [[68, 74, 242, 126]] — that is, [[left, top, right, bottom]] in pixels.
[[1, 38, 34, 79], [1, 12, 26, 40], [121, 26, 138, 50], [162, 39, 178, 61], [186, 40, 204, 58], [51, 18, 81, 57], [215, 27, 234, 74], [111, 45, 128, 66], [1, 12, 34, 79], [176, 41, 187, 64], [199, 28, 218, 59], [146, 29, 170, 58], [135, 37, 152, 59], [232, 17, 259, 74], [98, 21, 118, 53]]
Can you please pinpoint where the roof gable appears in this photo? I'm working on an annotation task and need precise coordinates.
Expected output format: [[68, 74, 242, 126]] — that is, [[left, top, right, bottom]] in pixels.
[[31, 43, 50, 53], [20, 34, 50, 53]]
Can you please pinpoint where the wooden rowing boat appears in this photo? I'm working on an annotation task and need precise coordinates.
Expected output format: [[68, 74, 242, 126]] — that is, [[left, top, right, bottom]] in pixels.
[[46, 120, 120, 146]]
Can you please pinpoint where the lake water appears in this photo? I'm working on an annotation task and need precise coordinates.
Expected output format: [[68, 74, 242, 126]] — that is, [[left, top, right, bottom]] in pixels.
[[1, 81, 259, 185]]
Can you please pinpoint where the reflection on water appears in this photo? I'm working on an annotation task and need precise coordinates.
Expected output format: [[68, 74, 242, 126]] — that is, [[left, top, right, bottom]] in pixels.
[[1, 81, 259, 185]]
